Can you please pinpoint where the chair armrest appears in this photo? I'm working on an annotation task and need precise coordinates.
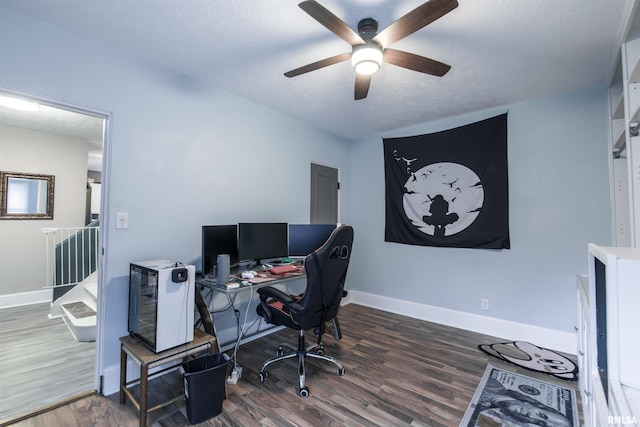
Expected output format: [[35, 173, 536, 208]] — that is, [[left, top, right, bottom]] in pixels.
[[258, 286, 295, 304], [257, 286, 304, 323]]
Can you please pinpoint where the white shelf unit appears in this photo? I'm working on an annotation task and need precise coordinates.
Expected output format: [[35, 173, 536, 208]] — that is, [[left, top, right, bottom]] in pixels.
[[577, 245, 640, 426], [610, 61, 632, 247], [614, 158, 632, 245], [618, 35, 640, 247]]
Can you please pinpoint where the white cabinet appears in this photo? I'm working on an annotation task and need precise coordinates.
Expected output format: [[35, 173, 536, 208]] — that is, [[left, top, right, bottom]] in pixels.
[[577, 245, 640, 426]]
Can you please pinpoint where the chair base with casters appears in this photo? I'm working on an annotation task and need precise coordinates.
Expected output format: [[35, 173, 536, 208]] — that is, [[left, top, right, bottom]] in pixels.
[[258, 328, 345, 397]]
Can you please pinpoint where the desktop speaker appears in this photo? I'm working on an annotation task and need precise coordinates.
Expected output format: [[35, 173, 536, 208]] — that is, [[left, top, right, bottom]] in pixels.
[[217, 254, 230, 286]]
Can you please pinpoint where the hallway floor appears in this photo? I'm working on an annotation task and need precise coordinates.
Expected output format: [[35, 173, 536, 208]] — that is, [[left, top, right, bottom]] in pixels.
[[0, 303, 95, 423]]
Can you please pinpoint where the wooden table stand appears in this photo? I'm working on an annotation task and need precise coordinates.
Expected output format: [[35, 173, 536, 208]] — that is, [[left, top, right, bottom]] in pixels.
[[119, 329, 217, 427]]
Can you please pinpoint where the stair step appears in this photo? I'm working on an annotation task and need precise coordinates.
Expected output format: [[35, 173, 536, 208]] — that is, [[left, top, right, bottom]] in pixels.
[[61, 301, 96, 319], [84, 282, 98, 300], [61, 301, 96, 342]]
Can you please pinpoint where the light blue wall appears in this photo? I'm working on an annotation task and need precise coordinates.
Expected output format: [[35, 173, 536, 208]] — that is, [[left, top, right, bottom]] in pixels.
[[348, 86, 612, 333], [1, 7, 352, 373]]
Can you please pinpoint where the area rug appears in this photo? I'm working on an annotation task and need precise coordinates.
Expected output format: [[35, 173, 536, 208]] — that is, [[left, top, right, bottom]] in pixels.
[[460, 365, 578, 427], [478, 341, 578, 381]]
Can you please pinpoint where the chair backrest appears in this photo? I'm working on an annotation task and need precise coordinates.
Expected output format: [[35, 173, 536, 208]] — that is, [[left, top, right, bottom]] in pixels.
[[293, 225, 354, 331]]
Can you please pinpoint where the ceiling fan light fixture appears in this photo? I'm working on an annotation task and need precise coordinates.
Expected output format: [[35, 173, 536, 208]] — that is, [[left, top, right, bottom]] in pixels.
[[352, 43, 383, 75]]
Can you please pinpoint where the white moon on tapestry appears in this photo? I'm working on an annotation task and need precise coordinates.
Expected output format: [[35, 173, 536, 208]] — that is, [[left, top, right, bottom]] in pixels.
[[403, 162, 484, 236]]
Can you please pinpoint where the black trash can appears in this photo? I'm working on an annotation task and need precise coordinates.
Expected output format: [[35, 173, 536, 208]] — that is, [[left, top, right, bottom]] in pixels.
[[181, 353, 230, 424]]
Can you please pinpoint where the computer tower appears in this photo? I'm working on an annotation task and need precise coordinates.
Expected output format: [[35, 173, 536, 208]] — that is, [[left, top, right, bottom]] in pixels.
[[128, 260, 195, 353]]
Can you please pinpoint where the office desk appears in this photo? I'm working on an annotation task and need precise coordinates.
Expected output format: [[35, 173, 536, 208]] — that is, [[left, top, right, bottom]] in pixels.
[[196, 267, 306, 348], [198, 268, 305, 294], [119, 328, 217, 427]]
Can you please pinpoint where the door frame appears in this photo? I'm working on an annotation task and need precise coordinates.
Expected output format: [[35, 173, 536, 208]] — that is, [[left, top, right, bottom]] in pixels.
[[0, 86, 112, 395]]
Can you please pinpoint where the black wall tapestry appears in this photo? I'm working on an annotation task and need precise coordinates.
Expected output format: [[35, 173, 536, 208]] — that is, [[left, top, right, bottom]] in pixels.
[[383, 113, 510, 249]]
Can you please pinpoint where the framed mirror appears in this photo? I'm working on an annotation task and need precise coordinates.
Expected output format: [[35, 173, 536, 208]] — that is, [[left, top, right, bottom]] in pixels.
[[0, 171, 55, 219]]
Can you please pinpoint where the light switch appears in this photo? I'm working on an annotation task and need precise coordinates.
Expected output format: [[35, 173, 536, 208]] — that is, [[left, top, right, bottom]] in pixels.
[[116, 212, 128, 229]]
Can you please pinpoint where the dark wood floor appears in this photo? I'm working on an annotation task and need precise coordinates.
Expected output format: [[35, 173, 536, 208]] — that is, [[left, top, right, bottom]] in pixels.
[[5, 304, 580, 427], [0, 303, 95, 424]]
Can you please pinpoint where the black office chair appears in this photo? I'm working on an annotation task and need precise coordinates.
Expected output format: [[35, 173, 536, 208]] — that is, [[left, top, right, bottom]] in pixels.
[[256, 225, 353, 397]]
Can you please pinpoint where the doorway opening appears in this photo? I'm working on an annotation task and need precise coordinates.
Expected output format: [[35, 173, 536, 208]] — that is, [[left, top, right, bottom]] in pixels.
[[0, 88, 108, 422]]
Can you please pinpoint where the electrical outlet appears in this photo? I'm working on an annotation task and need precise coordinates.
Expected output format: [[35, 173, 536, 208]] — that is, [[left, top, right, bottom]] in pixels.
[[481, 298, 490, 311]]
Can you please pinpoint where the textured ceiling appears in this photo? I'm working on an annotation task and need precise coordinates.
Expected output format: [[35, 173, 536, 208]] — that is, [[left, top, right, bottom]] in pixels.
[[0, 0, 633, 143], [0, 99, 105, 171]]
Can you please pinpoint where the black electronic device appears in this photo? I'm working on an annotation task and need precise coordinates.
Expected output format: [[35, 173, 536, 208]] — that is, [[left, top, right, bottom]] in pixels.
[[202, 225, 238, 276], [172, 267, 188, 283], [238, 222, 288, 265], [288, 223, 337, 257], [593, 256, 608, 399]]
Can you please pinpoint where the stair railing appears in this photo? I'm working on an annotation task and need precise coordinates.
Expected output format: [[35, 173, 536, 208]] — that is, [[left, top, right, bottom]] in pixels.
[[42, 221, 99, 296]]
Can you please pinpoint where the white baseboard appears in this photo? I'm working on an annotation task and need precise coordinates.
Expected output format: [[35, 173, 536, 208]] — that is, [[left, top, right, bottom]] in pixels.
[[345, 290, 577, 355], [0, 288, 52, 309], [101, 363, 122, 397]]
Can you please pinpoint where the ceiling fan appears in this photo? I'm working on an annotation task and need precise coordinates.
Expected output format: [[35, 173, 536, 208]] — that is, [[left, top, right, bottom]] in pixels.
[[285, 0, 459, 100]]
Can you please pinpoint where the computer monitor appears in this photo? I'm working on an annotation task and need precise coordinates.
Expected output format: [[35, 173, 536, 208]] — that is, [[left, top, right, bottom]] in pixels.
[[202, 225, 238, 276], [288, 224, 336, 257], [238, 222, 288, 265]]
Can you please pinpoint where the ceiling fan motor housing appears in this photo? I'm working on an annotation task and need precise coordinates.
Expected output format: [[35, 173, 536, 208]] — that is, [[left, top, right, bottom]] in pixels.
[[358, 18, 378, 39]]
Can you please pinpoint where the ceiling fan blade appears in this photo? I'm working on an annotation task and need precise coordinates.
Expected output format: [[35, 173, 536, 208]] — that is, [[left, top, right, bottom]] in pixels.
[[373, 0, 458, 48], [384, 49, 450, 76], [299, 0, 365, 46], [354, 74, 371, 100], [284, 52, 351, 78]]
